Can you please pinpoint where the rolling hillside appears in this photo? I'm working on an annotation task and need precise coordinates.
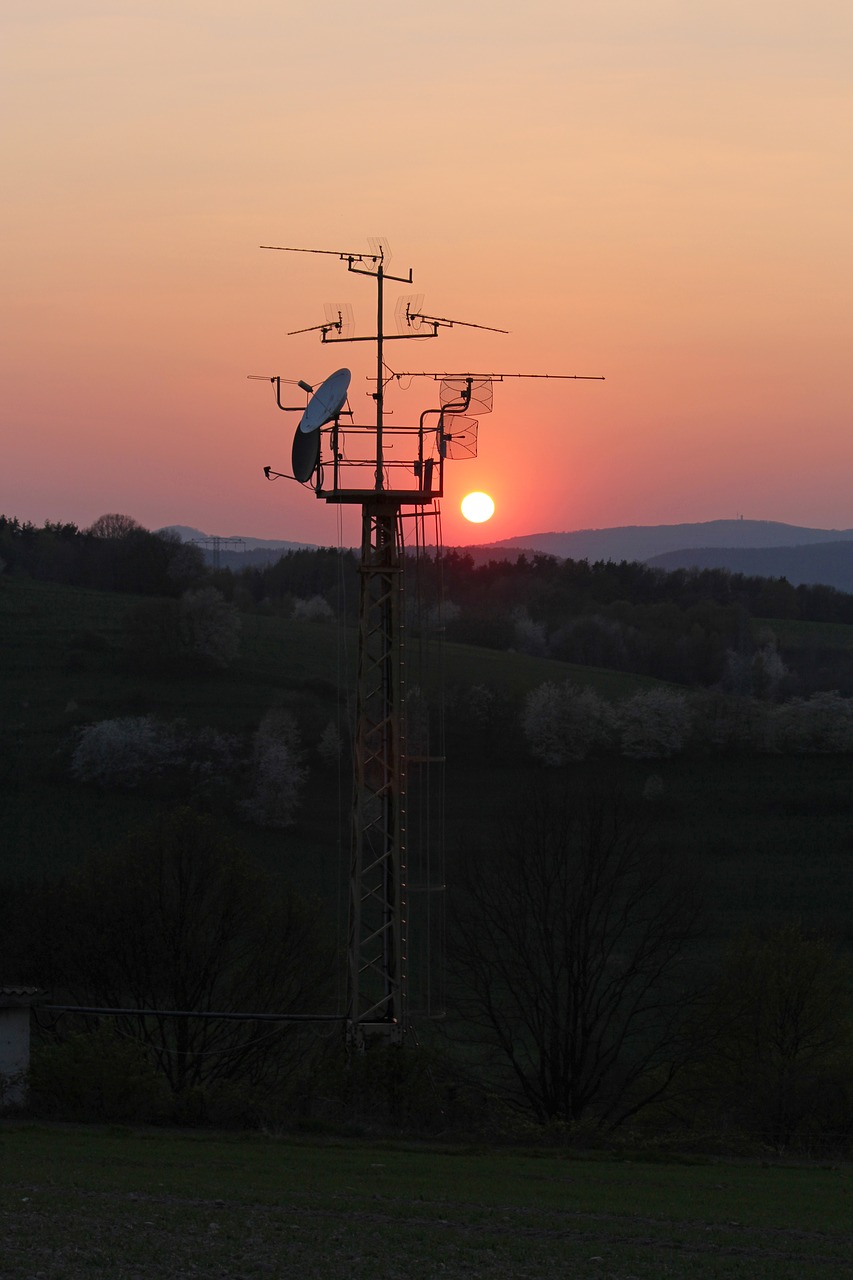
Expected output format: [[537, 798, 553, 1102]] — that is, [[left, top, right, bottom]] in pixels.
[[3, 575, 853, 948], [0, 577, 655, 887]]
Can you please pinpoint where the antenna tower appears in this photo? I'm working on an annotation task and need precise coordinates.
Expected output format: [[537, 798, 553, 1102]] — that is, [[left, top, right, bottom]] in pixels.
[[256, 242, 603, 1051]]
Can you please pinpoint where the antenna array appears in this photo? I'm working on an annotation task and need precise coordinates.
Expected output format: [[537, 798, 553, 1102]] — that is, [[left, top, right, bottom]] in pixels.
[[254, 242, 603, 1053]]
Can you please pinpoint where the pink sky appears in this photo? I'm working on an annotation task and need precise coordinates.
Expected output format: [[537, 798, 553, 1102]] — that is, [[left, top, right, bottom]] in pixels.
[[3, 2, 852, 548]]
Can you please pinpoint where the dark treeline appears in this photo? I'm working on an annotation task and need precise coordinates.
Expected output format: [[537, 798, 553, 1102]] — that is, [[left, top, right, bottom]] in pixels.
[[0, 515, 205, 596], [435, 552, 853, 689], [438, 549, 853, 624], [7, 515, 853, 691], [8, 514, 853, 626], [230, 545, 853, 627], [224, 546, 360, 615]]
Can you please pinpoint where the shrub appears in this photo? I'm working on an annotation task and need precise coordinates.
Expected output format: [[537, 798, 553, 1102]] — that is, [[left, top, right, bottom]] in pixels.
[[124, 587, 240, 673], [693, 927, 853, 1152], [179, 586, 241, 668], [29, 1028, 171, 1123]]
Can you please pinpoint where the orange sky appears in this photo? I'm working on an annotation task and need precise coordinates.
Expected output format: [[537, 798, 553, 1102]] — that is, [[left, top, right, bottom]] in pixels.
[[3, 2, 852, 548]]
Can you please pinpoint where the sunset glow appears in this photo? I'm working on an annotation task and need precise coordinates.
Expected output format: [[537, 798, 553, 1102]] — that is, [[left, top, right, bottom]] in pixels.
[[3, 4, 853, 546]]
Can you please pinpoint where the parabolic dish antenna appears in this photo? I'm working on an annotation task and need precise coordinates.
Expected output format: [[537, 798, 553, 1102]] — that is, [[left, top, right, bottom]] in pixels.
[[298, 367, 351, 434], [292, 424, 320, 482]]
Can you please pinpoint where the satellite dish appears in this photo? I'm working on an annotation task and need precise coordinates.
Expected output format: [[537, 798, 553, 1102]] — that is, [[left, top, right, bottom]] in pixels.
[[298, 368, 351, 434], [292, 424, 320, 482]]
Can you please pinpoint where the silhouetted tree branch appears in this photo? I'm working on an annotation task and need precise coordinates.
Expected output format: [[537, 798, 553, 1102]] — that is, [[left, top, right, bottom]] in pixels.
[[10, 810, 335, 1097], [449, 782, 701, 1128]]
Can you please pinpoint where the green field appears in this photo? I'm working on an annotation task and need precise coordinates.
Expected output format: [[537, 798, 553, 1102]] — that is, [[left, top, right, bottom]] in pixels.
[[3, 576, 853, 941], [758, 615, 853, 651], [0, 577, 664, 885], [2, 1124, 851, 1279]]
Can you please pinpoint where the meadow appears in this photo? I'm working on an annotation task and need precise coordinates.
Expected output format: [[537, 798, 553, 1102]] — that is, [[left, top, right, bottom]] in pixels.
[[2, 1123, 852, 1279], [3, 575, 853, 943]]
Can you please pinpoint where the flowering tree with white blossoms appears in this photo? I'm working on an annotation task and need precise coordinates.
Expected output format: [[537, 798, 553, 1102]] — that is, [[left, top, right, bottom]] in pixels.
[[317, 720, 343, 768], [512, 608, 548, 657], [617, 688, 691, 759], [71, 716, 181, 788], [292, 595, 334, 622], [242, 710, 306, 828], [522, 681, 616, 765], [71, 717, 240, 792], [772, 690, 853, 754]]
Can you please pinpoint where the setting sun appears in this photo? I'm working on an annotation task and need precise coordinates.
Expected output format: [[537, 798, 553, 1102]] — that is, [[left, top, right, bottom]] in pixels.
[[461, 491, 495, 524]]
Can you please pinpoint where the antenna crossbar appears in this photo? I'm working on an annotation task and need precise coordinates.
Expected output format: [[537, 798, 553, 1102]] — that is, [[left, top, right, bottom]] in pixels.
[[391, 371, 606, 381]]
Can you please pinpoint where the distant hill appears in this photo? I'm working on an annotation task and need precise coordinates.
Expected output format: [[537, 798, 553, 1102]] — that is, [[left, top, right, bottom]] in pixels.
[[158, 525, 317, 554], [647, 541, 853, 593], [158, 525, 320, 568], [485, 520, 853, 565], [157, 519, 853, 588]]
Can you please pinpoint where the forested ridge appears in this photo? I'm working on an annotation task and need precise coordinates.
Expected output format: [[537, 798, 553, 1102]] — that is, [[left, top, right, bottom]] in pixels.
[[5, 513, 853, 692]]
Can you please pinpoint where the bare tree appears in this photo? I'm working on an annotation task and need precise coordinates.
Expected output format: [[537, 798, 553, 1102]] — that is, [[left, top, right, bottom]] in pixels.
[[449, 783, 701, 1128], [18, 810, 335, 1098]]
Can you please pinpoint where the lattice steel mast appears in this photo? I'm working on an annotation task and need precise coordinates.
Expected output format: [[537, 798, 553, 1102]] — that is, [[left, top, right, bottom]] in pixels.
[[255, 242, 603, 1050], [260, 243, 445, 1048]]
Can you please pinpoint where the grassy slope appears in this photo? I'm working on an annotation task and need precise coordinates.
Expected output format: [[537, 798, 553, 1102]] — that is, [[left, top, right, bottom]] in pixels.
[[2, 1124, 851, 1279], [3, 578, 853, 946], [0, 578, 654, 881], [757, 616, 853, 650]]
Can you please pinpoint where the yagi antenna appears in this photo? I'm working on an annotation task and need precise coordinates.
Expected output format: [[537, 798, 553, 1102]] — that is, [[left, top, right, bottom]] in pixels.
[[261, 243, 387, 266], [391, 370, 605, 381], [400, 300, 509, 335], [247, 375, 308, 387], [395, 294, 424, 334], [288, 304, 354, 339]]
